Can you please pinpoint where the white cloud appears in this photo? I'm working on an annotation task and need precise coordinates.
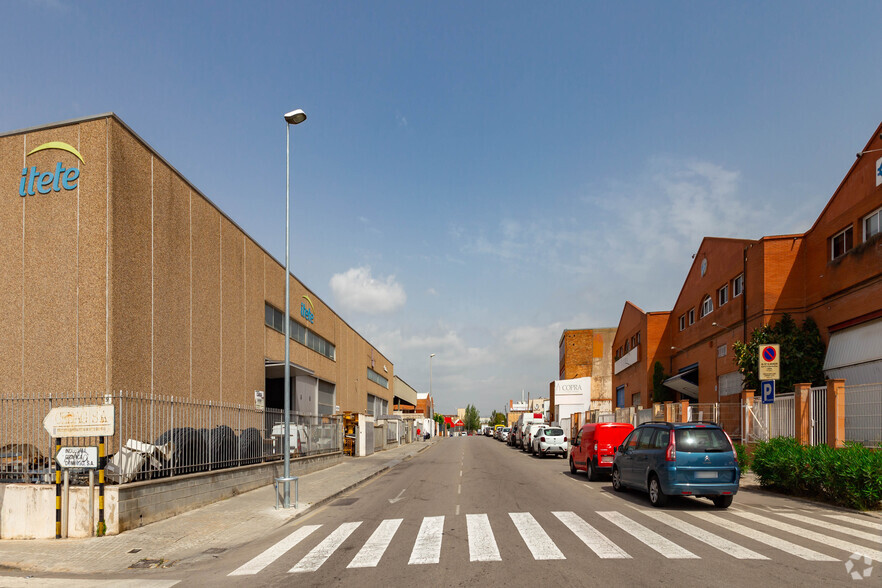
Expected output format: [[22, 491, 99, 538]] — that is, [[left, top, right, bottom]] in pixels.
[[396, 113, 408, 127], [329, 266, 406, 314]]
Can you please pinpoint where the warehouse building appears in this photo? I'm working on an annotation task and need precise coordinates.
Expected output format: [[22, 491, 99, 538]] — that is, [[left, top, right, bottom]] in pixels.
[[0, 113, 394, 416]]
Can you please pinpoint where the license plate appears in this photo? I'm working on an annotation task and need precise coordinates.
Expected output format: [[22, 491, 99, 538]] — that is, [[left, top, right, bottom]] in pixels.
[[695, 471, 718, 479], [601, 455, 614, 463]]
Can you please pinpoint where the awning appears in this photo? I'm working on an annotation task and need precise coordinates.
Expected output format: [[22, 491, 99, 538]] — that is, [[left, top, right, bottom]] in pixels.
[[823, 318, 882, 385], [663, 367, 699, 398], [264, 359, 315, 379]]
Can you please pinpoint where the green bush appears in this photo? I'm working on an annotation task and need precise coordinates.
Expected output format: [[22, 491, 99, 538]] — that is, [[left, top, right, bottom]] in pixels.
[[751, 437, 882, 510], [733, 443, 750, 476]]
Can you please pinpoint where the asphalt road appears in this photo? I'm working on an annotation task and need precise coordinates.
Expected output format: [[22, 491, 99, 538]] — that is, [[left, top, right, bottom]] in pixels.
[[117, 435, 875, 587]]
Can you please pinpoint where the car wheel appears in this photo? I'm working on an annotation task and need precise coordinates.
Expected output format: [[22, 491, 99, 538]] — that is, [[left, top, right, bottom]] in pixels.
[[569, 457, 577, 474], [612, 467, 625, 492], [648, 475, 669, 507], [539, 448, 545, 458], [587, 460, 598, 482], [712, 495, 733, 509]]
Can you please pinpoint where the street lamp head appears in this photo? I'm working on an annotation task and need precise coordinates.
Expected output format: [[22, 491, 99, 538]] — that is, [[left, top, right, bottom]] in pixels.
[[430, 353, 436, 358], [284, 109, 307, 125]]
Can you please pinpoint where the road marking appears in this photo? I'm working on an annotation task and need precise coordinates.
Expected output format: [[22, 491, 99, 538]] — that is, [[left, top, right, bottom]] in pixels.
[[290, 521, 362, 573], [824, 514, 882, 532], [0, 582, 180, 587], [458, 484, 461, 494], [509, 512, 565, 560], [776, 512, 882, 544], [731, 510, 882, 563], [639, 510, 768, 559], [553, 511, 630, 559], [456, 504, 460, 515], [467, 514, 502, 561], [598, 511, 698, 559], [229, 524, 321, 575], [409, 516, 445, 565], [688, 512, 838, 561], [388, 488, 406, 504], [347, 519, 402, 568]]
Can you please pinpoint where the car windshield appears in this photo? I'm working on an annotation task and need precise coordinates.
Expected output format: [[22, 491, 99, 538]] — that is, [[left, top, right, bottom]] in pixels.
[[543, 428, 564, 436], [675, 428, 730, 452], [502, 428, 510, 432]]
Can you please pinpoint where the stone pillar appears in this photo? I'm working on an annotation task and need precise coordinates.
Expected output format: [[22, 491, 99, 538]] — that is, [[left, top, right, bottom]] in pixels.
[[680, 399, 690, 423], [665, 401, 675, 422], [793, 383, 811, 445], [741, 390, 754, 444], [826, 379, 846, 448]]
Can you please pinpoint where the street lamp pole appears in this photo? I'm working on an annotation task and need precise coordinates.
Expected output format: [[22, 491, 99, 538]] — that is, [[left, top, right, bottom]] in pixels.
[[283, 108, 307, 508], [429, 353, 435, 435]]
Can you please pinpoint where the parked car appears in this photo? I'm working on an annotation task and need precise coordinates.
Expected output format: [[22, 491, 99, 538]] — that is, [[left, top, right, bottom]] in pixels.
[[611, 422, 739, 508], [521, 423, 546, 453], [508, 424, 519, 446], [500, 427, 511, 442], [531, 426, 568, 458], [569, 422, 634, 480]]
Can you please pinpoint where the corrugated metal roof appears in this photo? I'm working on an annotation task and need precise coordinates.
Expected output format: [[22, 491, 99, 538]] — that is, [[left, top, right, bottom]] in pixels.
[[825, 361, 882, 386], [823, 318, 882, 371]]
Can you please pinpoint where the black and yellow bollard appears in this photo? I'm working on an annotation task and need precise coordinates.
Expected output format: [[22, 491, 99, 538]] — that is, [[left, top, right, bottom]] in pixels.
[[97, 436, 106, 537], [54, 438, 61, 539]]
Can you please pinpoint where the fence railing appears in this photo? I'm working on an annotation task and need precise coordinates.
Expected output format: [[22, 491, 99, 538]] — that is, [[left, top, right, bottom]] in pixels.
[[810, 386, 827, 446], [845, 383, 882, 447], [0, 390, 340, 485]]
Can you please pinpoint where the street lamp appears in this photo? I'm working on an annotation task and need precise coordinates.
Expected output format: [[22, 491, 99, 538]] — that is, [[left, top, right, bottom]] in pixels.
[[429, 354, 435, 436], [283, 108, 307, 508]]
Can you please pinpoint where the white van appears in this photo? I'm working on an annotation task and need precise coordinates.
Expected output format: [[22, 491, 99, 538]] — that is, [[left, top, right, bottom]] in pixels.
[[515, 413, 545, 448]]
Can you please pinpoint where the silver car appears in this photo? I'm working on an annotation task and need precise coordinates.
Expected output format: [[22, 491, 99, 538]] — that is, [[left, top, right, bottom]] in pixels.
[[531, 426, 568, 458]]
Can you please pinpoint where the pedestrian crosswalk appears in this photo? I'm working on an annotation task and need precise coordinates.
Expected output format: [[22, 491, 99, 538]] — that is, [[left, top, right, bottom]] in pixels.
[[228, 507, 882, 576]]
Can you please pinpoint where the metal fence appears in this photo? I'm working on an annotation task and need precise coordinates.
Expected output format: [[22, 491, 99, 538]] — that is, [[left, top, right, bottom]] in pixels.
[[810, 386, 827, 446], [0, 390, 340, 485], [845, 383, 882, 447]]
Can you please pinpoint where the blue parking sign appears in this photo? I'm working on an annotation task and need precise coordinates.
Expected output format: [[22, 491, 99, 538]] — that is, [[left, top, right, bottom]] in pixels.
[[761, 380, 775, 404]]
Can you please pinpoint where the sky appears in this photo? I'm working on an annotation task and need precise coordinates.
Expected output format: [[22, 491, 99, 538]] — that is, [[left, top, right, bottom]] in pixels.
[[2, 1, 880, 416]]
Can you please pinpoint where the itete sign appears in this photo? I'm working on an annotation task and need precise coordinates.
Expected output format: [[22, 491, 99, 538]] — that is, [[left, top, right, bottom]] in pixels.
[[19, 141, 84, 197]]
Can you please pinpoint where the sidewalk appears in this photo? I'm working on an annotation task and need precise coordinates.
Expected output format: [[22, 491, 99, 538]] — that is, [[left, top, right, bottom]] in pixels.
[[0, 437, 442, 575]]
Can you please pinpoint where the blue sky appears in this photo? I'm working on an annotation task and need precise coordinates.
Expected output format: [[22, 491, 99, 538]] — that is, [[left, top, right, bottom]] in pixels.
[[2, 1, 880, 415]]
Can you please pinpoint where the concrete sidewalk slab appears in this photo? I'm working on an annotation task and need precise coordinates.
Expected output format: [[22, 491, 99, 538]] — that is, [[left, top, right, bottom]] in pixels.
[[0, 438, 441, 575]]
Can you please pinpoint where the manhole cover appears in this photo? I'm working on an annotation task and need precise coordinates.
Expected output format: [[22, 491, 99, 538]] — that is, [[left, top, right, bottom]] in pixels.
[[332, 498, 358, 506], [203, 548, 226, 555]]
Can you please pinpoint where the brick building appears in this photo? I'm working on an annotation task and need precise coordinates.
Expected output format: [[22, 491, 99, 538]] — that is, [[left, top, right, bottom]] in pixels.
[[553, 328, 616, 416], [613, 122, 882, 405]]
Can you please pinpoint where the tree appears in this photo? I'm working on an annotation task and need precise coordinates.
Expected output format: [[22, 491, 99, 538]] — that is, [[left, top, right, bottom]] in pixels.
[[463, 404, 480, 432], [733, 313, 826, 393], [433, 413, 446, 433], [652, 361, 674, 403], [489, 410, 506, 426]]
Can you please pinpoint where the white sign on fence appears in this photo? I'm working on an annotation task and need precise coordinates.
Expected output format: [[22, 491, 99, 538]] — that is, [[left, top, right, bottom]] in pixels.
[[55, 446, 99, 469], [43, 405, 115, 438]]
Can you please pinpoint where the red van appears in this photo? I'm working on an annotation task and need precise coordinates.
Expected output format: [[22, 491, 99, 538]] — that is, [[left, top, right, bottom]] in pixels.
[[569, 422, 634, 480]]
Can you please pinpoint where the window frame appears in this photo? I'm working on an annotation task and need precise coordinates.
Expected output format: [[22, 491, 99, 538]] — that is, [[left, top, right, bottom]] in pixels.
[[718, 284, 728, 307], [733, 274, 744, 297], [830, 225, 854, 260], [864, 207, 881, 242], [679, 314, 686, 331], [688, 308, 695, 325], [700, 295, 713, 318]]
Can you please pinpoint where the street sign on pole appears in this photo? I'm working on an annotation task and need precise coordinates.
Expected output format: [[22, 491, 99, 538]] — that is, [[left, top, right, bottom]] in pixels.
[[55, 446, 99, 469], [43, 405, 115, 438], [761, 380, 775, 404], [758, 344, 780, 381]]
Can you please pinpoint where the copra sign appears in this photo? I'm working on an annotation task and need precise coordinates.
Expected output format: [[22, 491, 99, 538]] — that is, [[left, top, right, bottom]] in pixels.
[[19, 142, 84, 197], [43, 405, 115, 438]]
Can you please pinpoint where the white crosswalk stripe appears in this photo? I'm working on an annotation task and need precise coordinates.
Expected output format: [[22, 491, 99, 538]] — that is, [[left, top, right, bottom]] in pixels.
[[824, 514, 882, 532], [509, 512, 565, 560], [687, 511, 838, 561], [290, 521, 362, 573], [347, 518, 403, 568], [639, 509, 768, 559], [467, 513, 502, 561], [228, 524, 321, 576], [409, 515, 445, 565], [598, 511, 699, 559], [553, 511, 630, 559], [776, 512, 882, 544], [731, 510, 882, 563]]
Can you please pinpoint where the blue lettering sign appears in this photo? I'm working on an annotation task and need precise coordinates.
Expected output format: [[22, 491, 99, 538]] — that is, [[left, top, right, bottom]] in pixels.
[[20, 164, 79, 197], [300, 302, 314, 324]]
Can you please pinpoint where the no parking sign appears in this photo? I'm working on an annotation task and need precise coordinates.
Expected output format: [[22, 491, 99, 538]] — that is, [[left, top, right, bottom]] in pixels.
[[759, 344, 780, 381]]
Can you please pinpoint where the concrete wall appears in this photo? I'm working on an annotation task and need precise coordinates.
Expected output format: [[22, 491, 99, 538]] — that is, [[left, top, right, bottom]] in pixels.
[[0, 452, 341, 539]]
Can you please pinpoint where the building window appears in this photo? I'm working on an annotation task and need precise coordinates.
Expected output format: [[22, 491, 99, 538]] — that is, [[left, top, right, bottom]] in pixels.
[[718, 284, 728, 307], [733, 274, 744, 297], [367, 367, 389, 389], [635, 332, 640, 346], [318, 380, 336, 416], [265, 303, 336, 360], [367, 393, 388, 416], [865, 207, 881, 242], [616, 385, 625, 408], [830, 225, 853, 260], [631, 392, 641, 408], [717, 344, 727, 358], [624, 340, 630, 353], [679, 315, 686, 331], [688, 308, 695, 325], [700, 295, 713, 318]]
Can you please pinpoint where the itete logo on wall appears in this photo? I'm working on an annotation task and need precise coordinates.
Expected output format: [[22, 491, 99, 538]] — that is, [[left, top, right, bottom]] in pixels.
[[19, 141, 85, 197], [301, 295, 315, 324]]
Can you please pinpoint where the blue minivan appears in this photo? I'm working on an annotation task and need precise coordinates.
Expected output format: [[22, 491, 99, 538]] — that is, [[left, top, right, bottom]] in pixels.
[[611, 422, 739, 508]]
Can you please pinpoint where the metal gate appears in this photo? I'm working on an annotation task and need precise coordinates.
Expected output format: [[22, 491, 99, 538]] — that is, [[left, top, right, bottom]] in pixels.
[[810, 386, 827, 446]]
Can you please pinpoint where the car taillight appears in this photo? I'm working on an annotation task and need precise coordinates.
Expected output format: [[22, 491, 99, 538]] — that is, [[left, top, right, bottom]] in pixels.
[[540, 437, 546, 442], [665, 429, 676, 461], [563, 437, 567, 442], [723, 430, 736, 453]]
